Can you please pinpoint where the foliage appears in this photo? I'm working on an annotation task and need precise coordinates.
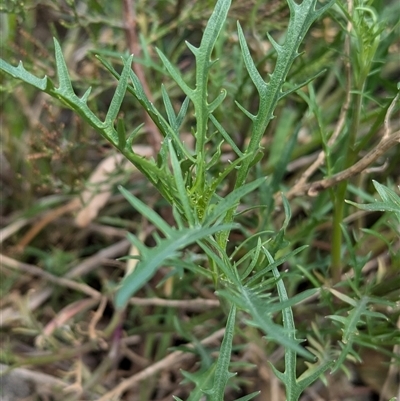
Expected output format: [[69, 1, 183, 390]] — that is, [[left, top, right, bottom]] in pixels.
[[1, 0, 399, 400]]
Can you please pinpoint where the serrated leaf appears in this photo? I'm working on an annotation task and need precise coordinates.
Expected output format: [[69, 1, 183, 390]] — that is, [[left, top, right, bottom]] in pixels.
[[199, 0, 231, 55], [0, 59, 49, 90], [204, 305, 237, 400], [239, 286, 311, 359], [180, 364, 217, 401], [341, 297, 368, 344], [233, 0, 335, 201], [296, 359, 333, 393], [188, 0, 232, 191], [199, 240, 241, 285], [96, 55, 194, 162], [115, 222, 235, 308]]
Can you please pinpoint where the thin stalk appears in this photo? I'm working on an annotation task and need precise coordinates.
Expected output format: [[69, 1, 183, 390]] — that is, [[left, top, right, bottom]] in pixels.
[[192, 99, 209, 192], [331, 89, 363, 283]]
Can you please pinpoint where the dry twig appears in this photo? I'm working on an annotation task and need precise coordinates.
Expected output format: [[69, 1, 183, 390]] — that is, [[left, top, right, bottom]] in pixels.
[[129, 296, 220, 310], [0, 254, 101, 299], [97, 328, 226, 401]]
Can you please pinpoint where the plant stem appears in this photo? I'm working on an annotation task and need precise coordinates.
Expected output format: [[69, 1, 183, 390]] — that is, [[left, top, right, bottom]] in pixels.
[[331, 89, 363, 283]]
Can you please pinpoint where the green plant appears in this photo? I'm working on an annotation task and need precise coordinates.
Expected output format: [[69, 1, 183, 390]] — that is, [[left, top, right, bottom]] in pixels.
[[346, 180, 400, 225], [2, 0, 399, 399]]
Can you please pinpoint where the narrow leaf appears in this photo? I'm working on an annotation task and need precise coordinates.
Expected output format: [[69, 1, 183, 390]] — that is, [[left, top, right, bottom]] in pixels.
[[115, 223, 236, 308], [204, 305, 237, 400], [198, 0, 232, 68], [235, 100, 256, 121], [204, 177, 266, 225], [168, 141, 196, 226], [176, 96, 190, 129], [237, 22, 267, 95], [105, 55, 133, 124], [156, 48, 192, 96], [210, 114, 244, 157], [119, 186, 173, 236], [161, 84, 178, 130], [208, 88, 227, 113], [53, 38, 75, 94]]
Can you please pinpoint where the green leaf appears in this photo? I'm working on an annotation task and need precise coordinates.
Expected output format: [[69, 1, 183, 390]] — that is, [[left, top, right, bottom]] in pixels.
[[115, 225, 233, 308], [246, 245, 307, 286], [347, 180, 400, 223], [233, 392, 261, 401], [219, 0, 335, 249], [105, 55, 133, 125], [210, 114, 244, 157], [296, 358, 333, 392], [161, 84, 179, 131], [204, 305, 237, 400], [176, 96, 190, 130], [114, 193, 236, 308], [327, 296, 369, 373], [119, 186, 173, 236], [237, 22, 267, 98], [168, 141, 196, 226], [0, 59, 50, 91], [196, 0, 231, 74], [204, 177, 266, 226], [219, 285, 311, 359], [208, 88, 227, 113], [180, 364, 217, 401], [156, 48, 193, 96], [97, 54, 195, 162], [241, 290, 307, 358], [53, 38, 75, 95], [279, 69, 327, 99], [199, 240, 242, 285]]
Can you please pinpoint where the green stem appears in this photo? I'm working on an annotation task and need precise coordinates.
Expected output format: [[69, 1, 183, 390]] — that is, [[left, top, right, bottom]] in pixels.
[[192, 100, 208, 192], [331, 181, 347, 283], [330, 89, 363, 283]]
